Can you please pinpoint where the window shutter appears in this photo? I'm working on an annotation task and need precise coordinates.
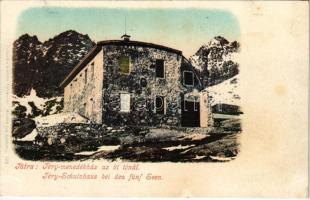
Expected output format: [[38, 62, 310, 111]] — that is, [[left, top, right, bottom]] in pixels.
[[120, 93, 130, 112]]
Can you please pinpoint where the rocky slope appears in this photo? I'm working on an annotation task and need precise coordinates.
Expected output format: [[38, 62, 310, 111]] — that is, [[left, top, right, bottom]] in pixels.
[[13, 30, 95, 97], [190, 36, 240, 87], [206, 74, 240, 106], [15, 123, 239, 161], [12, 89, 63, 119]]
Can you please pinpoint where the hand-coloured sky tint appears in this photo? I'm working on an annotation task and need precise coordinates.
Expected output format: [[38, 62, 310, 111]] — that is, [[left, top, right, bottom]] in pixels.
[[17, 7, 240, 57]]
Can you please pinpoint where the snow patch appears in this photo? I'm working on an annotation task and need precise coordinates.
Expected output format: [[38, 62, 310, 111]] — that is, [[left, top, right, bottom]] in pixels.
[[208, 38, 222, 47], [163, 144, 195, 151], [75, 145, 120, 156], [205, 74, 240, 106], [13, 89, 46, 114], [190, 55, 203, 71], [223, 51, 240, 63], [194, 155, 206, 160], [13, 89, 63, 117], [210, 155, 235, 161], [18, 129, 38, 142], [183, 133, 209, 141], [35, 112, 88, 127]]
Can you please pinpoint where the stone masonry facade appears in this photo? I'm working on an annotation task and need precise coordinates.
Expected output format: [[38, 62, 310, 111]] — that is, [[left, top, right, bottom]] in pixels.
[[61, 36, 211, 127], [63, 49, 104, 123]]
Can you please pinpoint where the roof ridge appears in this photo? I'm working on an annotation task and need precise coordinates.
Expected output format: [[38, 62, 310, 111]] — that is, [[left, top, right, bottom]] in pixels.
[[97, 39, 182, 54], [60, 40, 183, 88]]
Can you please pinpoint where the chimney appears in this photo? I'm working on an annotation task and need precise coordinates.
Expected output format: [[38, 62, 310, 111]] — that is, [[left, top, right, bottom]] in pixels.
[[121, 34, 131, 42]]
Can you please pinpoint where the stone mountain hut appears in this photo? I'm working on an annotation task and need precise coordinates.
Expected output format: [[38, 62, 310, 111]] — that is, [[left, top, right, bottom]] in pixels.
[[59, 35, 212, 127]]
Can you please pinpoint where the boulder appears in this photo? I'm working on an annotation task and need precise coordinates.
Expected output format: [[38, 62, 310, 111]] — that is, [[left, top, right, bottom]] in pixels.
[[12, 118, 36, 139]]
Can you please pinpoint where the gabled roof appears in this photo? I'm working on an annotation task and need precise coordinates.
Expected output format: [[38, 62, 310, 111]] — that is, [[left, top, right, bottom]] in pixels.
[[59, 45, 101, 88], [59, 40, 182, 88]]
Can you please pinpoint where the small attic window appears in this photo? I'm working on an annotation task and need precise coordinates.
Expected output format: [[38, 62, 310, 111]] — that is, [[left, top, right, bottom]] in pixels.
[[183, 71, 194, 86], [119, 56, 130, 74]]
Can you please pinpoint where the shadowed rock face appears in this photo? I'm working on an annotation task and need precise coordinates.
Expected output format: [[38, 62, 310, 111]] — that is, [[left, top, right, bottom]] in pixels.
[[12, 118, 36, 139], [13, 30, 95, 97]]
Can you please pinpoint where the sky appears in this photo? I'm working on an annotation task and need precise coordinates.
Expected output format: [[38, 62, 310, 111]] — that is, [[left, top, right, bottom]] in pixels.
[[17, 7, 240, 57]]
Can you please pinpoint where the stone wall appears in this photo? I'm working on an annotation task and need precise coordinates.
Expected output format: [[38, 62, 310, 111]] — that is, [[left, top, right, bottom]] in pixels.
[[101, 45, 202, 127], [63, 41, 209, 127], [200, 91, 214, 127], [64, 49, 104, 123]]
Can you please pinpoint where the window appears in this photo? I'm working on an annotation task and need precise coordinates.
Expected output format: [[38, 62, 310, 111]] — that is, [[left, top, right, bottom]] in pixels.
[[218, 104, 222, 112], [91, 62, 94, 78], [120, 93, 130, 112], [183, 71, 194, 86], [83, 103, 86, 115], [155, 59, 164, 78], [155, 96, 165, 114], [183, 99, 199, 111], [140, 78, 147, 87], [119, 57, 130, 74], [85, 69, 88, 84]]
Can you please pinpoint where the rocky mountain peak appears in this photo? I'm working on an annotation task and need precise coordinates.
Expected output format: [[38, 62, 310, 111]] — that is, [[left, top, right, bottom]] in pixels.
[[14, 34, 42, 50], [46, 30, 92, 45], [13, 30, 96, 97], [17, 34, 40, 43]]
